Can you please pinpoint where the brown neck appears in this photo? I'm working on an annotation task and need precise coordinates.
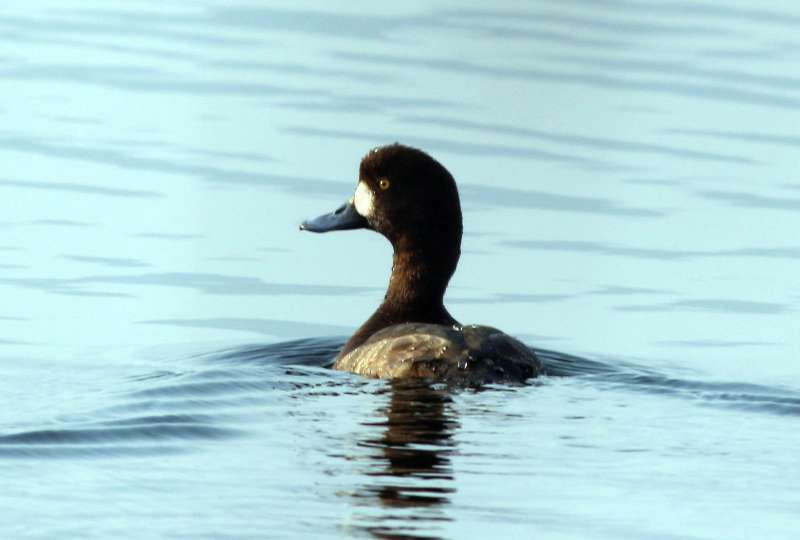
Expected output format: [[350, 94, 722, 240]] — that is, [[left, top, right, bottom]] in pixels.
[[339, 236, 460, 358]]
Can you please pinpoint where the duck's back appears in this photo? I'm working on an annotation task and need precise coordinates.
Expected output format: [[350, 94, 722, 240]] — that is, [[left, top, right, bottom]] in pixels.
[[334, 323, 543, 383]]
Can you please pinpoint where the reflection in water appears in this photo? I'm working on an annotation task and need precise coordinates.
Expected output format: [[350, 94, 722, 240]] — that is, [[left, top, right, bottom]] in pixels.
[[350, 382, 458, 539]]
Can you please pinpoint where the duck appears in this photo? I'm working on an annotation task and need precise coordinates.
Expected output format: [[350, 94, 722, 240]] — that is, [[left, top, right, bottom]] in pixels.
[[300, 143, 542, 383]]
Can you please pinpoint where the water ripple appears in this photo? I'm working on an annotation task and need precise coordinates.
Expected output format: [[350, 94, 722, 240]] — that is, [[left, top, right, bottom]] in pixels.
[[400, 115, 754, 164], [0, 424, 239, 445], [333, 51, 800, 110], [1, 337, 797, 476]]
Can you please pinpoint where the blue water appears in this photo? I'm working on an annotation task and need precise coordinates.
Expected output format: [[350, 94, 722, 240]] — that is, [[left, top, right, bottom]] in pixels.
[[2, 1, 799, 538]]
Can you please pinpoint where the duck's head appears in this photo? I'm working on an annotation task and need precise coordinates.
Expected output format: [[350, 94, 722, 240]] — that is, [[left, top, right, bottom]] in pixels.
[[300, 144, 462, 255]]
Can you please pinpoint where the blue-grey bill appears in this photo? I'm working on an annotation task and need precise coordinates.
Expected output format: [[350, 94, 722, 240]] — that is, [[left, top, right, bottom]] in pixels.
[[300, 201, 368, 233]]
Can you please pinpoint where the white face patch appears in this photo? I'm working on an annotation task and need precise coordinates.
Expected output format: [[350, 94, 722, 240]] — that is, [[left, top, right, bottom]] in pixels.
[[353, 181, 374, 218]]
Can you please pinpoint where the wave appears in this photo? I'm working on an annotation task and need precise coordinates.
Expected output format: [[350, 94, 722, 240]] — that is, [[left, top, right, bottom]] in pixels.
[[1, 337, 797, 460]]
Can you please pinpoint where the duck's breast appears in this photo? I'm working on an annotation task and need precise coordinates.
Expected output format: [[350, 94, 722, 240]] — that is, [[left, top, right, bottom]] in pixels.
[[334, 323, 542, 383]]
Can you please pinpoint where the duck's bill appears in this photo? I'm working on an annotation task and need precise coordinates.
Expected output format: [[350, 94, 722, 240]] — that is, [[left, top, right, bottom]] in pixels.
[[300, 200, 368, 233]]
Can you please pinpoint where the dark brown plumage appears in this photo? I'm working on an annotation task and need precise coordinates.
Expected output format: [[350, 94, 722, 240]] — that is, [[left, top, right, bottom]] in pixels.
[[341, 144, 462, 357], [301, 144, 542, 383]]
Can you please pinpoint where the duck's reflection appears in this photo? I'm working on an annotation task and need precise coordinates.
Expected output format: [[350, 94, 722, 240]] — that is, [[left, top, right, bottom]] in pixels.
[[353, 380, 459, 539]]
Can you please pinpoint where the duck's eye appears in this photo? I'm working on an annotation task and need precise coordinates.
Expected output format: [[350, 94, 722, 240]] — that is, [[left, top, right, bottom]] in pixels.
[[378, 179, 391, 190]]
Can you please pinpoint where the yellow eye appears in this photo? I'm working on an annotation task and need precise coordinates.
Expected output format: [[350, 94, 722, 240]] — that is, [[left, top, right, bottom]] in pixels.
[[378, 179, 391, 190]]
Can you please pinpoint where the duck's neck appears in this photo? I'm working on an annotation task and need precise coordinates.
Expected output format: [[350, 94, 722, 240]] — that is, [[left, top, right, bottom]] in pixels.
[[384, 245, 456, 313], [339, 238, 460, 358]]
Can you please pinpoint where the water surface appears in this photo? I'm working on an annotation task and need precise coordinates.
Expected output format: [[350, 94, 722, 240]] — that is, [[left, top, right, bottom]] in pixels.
[[2, 1, 799, 538]]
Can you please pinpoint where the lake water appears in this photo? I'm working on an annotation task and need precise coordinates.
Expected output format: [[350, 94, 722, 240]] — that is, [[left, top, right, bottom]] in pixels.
[[2, 1, 799, 538]]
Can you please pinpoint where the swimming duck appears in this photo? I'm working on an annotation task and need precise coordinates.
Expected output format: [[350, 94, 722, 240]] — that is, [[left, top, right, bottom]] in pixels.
[[300, 144, 542, 383]]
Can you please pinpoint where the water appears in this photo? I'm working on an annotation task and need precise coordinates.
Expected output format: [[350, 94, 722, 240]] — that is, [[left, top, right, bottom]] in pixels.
[[1, 0, 799, 538]]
